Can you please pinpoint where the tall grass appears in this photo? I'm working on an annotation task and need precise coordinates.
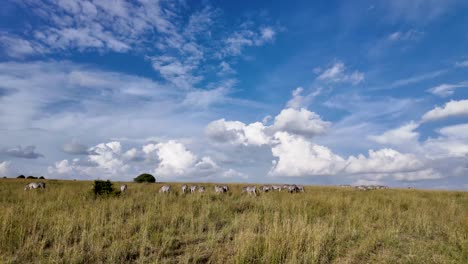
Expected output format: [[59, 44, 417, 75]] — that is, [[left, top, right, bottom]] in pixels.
[[0, 179, 467, 263]]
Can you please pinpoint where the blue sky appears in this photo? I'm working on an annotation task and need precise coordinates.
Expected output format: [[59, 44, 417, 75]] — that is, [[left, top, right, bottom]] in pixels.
[[1, 0, 468, 189]]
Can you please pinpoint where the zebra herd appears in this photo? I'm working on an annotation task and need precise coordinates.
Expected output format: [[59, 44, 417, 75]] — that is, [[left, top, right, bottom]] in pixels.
[[157, 184, 305, 195], [339, 184, 390, 191], [22, 182, 307, 195]]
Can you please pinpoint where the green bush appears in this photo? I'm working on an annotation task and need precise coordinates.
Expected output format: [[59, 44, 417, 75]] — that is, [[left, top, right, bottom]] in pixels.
[[39, 176, 45, 179], [17, 175, 25, 179], [92, 180, 120, 196], [134, 173, 156, 183], [27, 176, 37, 179]]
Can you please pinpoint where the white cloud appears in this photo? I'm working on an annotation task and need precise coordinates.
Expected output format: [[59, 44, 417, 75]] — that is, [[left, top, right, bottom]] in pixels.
[[205, 119, 270, 146], [392, 169, 442, 181], [380, 70, 447, 90], [269, 132, 345, 177], [182, 83, 233, 108], [286, 87, 322, 109], [48, 159, 74, 175], [221, 26, 277, 57], [88, 141, 128, 174], [0, 161, 11, 176], [437, 123, 468, 139], [421, 99, 468, 122], [151, 140, 197, 177], [369, 122, 420, 146], [427, 82, 468, 97], [387, 30, 423, 41], [222, 168, 248, 179], [218, 61, 236, 75], [272, 108, 330, 137], [345, 148, 425, 174], [0, 34, 45, 58], [316, 62, 364, 85]]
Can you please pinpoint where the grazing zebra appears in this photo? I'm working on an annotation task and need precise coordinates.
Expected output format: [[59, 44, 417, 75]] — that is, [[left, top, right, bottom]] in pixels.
[[24, 182, 46, 191], [120, 184, 127, 192], [242, 186, 257, 196], [222, 185, 229, 192], [296, 185, 305, 192], [198, 186, 206, 193], [287, 185, 300, 193], [261, 185, 271, 192], [214, 185, 224, 193], [190, 185, 197, 193], [181, 185, 188, 194], [159, 185, 170, 193], [271, 185, 282, 191]]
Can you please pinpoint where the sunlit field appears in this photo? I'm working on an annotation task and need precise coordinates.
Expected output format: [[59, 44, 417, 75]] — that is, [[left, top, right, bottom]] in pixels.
[[1, 179, 467, 263]]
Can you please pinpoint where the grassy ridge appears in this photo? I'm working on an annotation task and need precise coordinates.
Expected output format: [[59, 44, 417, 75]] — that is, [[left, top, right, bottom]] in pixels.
[[0, 179, 467, 263]]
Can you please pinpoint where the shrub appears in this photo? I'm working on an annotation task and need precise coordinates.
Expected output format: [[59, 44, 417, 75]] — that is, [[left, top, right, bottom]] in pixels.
[[92, 180, 120, 196], [17, 175, 25, 179], [39, 176, 45, 179], [27, 176, 37, 179], [134, 173, 156, 183]]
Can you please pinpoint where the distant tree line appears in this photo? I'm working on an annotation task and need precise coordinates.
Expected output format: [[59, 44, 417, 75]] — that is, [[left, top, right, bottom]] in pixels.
[[15, 175, 45, 179]]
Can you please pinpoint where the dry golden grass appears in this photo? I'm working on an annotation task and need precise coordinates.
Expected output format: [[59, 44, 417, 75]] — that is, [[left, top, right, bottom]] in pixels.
[[0, 179, 467, 263]]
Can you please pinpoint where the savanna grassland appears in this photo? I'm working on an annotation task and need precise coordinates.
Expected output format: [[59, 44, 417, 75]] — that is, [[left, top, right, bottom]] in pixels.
[[0, 179, 467, 264]]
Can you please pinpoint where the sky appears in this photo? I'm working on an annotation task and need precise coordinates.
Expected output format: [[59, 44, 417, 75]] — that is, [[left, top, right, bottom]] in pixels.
[[0, 0, 468, 190]]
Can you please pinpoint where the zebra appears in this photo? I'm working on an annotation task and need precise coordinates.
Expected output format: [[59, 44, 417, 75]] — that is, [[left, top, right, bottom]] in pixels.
[[261, 185, 271, 192], [198, 186, 206, 193], [214, 185, 225, 193], [242, 186, 257, 196], [120, 184, 127, 192], [159, 185, 170, 193], [24, 182, 46, 191], [271, 185, 282, 191], [181, 185, 188, 194], [190, 185, 197, 193]]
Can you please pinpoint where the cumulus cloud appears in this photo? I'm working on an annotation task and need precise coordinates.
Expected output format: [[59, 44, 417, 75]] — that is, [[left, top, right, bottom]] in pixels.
[[1, 145, 43, 159], [369, 122, 420, 146], [392, 169, 442, 181], [150, 140, 197, 177], [421, 99, 468, 122], [272, 108, 330, 137], [316, 62, 364, 85], [269, 132, 345, 177], [344, 148, 425, 174], [206, 107, 330, 146], [88, 141, 128, 174], [205, 119, 270, 146], [427, 82, 468, 97]]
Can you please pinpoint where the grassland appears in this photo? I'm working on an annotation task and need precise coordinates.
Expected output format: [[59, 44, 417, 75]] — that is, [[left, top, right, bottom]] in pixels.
[[0, 179, 467, 264]]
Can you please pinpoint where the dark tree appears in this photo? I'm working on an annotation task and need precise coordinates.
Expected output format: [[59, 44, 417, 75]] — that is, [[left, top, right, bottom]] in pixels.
[[17, 175, 25, 179], [39, 176, 45, 179], [92, 180, 118, 196], [27, 176, 37, 179], [134, 173, 156, 183]]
